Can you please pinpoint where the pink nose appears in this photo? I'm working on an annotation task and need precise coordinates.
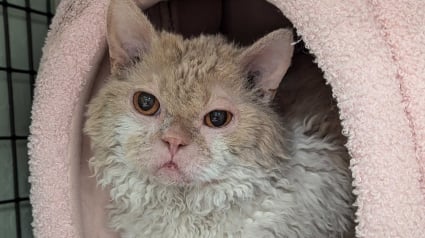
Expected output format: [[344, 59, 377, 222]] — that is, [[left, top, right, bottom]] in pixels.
[[161, 125, 190, 157], [162, 136, 189, 157]]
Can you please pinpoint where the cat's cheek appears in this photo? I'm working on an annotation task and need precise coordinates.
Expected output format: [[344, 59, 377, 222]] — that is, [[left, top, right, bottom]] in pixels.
[[143, 140, 172, 172], [178, 146, 211, 180], [195, 135, 232, 179], [199, 121, 237, 166], [112, 114, 161, 171]]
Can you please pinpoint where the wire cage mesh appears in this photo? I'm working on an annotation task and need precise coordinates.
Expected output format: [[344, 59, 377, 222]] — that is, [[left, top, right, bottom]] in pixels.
[[0, 0, 57, 237]]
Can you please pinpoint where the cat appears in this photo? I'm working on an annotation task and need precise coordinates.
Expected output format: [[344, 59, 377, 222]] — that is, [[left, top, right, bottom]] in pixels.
[[84, 0, 355, 237]]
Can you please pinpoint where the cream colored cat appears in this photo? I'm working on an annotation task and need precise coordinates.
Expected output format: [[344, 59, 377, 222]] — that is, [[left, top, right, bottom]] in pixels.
[[84, 0, 355, 237]]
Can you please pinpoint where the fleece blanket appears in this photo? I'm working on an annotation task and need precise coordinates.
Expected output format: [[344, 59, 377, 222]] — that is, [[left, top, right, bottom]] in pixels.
[[28, 0, 425, 237]]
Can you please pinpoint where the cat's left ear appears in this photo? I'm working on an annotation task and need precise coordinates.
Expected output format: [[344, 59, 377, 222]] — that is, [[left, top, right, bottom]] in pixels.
[[240, 29, 294, 102], [107, 0, 157, 73]]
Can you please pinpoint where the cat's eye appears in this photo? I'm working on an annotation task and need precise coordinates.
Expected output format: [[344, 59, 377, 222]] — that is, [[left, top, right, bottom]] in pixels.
[[133, 91, 160, 116], [204, 110, 233, 128]]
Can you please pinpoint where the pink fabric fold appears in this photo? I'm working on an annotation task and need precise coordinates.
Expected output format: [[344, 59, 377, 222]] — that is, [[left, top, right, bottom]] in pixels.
[[28, 0, 109, 237], [28, 0, 425, 237], [269, 0, 425, 237]]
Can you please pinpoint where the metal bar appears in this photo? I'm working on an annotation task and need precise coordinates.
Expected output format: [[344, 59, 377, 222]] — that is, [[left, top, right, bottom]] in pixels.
[[46, 0, 52, 25], [0, 136, 28, 140], [0, 1, 53, 17], [0, 197, 29, 205], [24, 0, 35, 98], [2, 1, 22, 237], [0, 1, 55, 237], [0, 66, 37, 74]]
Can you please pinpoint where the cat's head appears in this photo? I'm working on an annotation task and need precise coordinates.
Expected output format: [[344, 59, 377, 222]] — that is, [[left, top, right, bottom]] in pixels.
[[85, 0, 294, 186]]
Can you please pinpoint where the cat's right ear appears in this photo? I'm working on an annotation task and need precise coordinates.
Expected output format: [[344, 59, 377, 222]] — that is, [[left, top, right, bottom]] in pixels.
[[240, 29, 294, 103], [107, 0, 157, 73]]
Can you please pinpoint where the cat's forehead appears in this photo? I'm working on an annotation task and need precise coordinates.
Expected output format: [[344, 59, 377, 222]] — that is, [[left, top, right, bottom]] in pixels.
[[128, 33, 245, 114], [150, 33, 243, 83]]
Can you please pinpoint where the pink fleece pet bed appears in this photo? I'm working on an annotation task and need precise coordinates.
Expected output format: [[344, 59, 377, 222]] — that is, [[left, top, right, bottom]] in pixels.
[[28, 0, 425, 237]]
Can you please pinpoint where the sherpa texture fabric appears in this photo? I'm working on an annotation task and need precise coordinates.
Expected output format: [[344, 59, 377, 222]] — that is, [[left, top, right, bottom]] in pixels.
[[28, 0, 425, 237], [28, 1, 109, 237]]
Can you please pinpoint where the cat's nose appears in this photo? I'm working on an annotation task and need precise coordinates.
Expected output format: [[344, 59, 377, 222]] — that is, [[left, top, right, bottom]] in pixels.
[[162, 137, 188, 157], [161, 125, 191, 157]]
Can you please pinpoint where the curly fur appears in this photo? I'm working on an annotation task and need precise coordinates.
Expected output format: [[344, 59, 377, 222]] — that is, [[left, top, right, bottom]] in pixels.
[[84, 1, 355, 237], [87, 105, 354, 238]]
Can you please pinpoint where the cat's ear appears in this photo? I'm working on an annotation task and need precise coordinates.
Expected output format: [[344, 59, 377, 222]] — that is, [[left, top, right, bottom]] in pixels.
[[240, 29, 294, 102], [107, 0, 157, 73]]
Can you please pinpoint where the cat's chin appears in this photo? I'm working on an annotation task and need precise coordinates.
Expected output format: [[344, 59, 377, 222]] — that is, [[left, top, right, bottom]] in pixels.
[[153, 161, 192, 185]]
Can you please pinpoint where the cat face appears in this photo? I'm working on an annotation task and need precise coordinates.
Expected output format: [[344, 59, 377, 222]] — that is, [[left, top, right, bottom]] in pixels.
[[96, 36, 251, 185], [85, 0, 294, 186]]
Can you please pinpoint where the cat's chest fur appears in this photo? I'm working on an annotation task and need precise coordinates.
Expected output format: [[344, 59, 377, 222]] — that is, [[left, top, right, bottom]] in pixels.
[[115, 189, 277, 238], [106, 172, 291, 238], [95, 110, 353, 238]]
